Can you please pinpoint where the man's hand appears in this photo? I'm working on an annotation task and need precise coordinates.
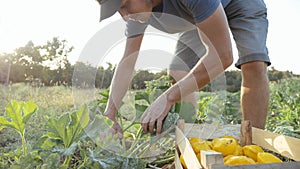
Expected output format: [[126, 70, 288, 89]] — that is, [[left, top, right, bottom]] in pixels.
[[140, 94, 173, 135], [103, 113, 123, 139]]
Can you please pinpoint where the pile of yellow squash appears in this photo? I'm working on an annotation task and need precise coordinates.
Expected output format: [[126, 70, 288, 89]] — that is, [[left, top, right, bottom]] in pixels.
[[180, 136, 282, 168]]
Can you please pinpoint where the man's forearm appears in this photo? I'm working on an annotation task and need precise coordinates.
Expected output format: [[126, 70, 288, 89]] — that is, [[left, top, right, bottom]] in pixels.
[[104, 35, 144, 117], [165, 57, 223, 104], [104, 53, 139, 116], [165, 34, 232, 104]]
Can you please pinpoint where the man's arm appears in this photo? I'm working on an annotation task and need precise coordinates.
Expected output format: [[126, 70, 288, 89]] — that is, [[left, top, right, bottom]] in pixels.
[[104, 34, 144, 137], [167, 4, 233, 101], [141, 4, 233, 134]]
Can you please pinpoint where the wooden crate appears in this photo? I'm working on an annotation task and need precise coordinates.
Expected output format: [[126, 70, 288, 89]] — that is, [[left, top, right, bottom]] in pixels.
[[175, 120, 300, 169]]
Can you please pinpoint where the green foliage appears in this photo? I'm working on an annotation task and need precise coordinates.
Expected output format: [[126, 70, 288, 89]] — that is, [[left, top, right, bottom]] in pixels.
[[195, 91, 241, 125], [1, 75, 300, 168], [268, 66, 295, 81], [44, 105, 89, 148], [0, 100, 37, 133], [89, 148, 147, 169], [0, 100, 37, 155], [131, 70, 155, 90], [36, 105, 90, 167], [267, 78, 300, 138]]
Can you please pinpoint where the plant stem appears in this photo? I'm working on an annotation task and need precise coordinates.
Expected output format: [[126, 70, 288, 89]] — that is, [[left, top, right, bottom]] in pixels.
[[123, 122, 139, 133], [124, 126, 144, 157], [21, 133, 27, 156], [152, 154, 175, 166], [63, 155, 71, 167], [118, 113, 127, 149]]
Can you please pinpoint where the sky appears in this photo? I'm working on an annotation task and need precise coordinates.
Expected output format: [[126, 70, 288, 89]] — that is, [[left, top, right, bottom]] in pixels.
[[0, 0, 300, 74]]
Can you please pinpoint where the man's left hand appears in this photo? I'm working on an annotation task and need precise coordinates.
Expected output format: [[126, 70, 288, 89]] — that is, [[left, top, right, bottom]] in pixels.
[[140, 93, 173, 135]]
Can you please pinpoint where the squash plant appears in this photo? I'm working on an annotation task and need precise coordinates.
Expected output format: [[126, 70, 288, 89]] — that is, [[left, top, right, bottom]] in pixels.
[[0, 100, 37, 156]]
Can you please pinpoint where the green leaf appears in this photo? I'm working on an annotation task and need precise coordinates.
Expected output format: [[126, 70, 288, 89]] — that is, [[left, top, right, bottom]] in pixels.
[[42, 153, 61, 168], [0, 100, 37, 136], [52, 142, 79, 156], [135, 91, 150, 104], [0, 125, 6, 131], [68, 105, 89, 146], [99, 89, 110, 98], [22, 100, 38, 124], [89, 149, 147, 169], [149, 89, 164, 103], [46, 113, 69, 147], [85, 115, 124, 152], [176, 102, 196, 123], [34, 135, 57, 150], [85, 115, 114, 140], [134, 104, 148, 122], [45, 105, 90, 148]]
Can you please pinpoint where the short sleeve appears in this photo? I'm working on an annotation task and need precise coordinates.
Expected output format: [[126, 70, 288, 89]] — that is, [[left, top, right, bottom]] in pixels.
[[180, 0, 221, 23], [125, 20, 149, 38]]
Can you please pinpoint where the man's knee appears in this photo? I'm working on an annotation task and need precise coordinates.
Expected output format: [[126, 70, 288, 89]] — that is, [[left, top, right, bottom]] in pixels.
[[240, 61, 269, 85], [240, 61, 268, 76]]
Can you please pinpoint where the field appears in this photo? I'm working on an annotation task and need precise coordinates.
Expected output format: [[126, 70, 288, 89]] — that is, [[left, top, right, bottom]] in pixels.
[[0, 77, 299, 168]]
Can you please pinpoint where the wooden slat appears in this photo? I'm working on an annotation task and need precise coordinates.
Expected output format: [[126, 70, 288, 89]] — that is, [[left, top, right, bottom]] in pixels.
[[176, 126, 202, 169], [175, 149, 184, 169], [211, 161, 300, 169], [183, 123, 240, 140], [201, 151, 224, 169], [175, 123, 300, 169], [252, 127, 300, 161]]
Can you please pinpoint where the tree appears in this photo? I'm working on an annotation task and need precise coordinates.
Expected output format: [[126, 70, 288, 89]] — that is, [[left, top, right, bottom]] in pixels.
[[9, 37, 74, 85], [268, 67, 294, 82], [0, 53, 13, 84], [131, 70, 155, 89], [72, 62, 98, 88], [42, 37, 74, 85], [95, 63, 115, 89]]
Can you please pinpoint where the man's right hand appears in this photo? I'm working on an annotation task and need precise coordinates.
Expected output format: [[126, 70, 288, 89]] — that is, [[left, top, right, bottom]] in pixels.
[[103, 114, 123, 139]]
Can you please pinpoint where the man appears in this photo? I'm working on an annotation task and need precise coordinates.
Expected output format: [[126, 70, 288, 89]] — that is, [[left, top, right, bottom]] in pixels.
[[96, 0, 269, 137], [169, 0, 270, 130]]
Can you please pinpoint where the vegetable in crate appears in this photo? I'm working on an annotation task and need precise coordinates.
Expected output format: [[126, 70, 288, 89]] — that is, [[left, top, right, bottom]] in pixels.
[[257, 152, 283, 164], [242, 145, 264, 161], [212, 137, 238, 156], [224, 155, 256, 166], [180, 154, 187, 169]]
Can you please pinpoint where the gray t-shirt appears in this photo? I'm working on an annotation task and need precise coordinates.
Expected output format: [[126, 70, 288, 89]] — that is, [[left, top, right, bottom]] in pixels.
[[126, 0, 231, 37]]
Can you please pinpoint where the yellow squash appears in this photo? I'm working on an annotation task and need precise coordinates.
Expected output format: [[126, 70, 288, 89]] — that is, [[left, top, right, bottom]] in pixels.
[[191, 141, 212, 154], [224, 155, 256, 166], [212, 138, 238, 156], [242, 145, 264, 161], [257, 152, 283, 164], [180, 154, 187, 169]]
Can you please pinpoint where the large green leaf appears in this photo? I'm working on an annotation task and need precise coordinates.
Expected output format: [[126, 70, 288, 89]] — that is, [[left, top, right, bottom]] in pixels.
[[134, 104, 148, 123], [0, 100, 37, 136], [89, 149, 147, 169], [134, 91, 150, 104], [85, 115, 114, 138], [176, 102, 196, 123], [45, 105, 90, 148]]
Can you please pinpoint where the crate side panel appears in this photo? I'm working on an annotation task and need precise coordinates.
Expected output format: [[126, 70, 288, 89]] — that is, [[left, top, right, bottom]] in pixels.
[[211, 161, 300, 169], [252, 127, 300, 161], [184, 123, 240, 140]]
